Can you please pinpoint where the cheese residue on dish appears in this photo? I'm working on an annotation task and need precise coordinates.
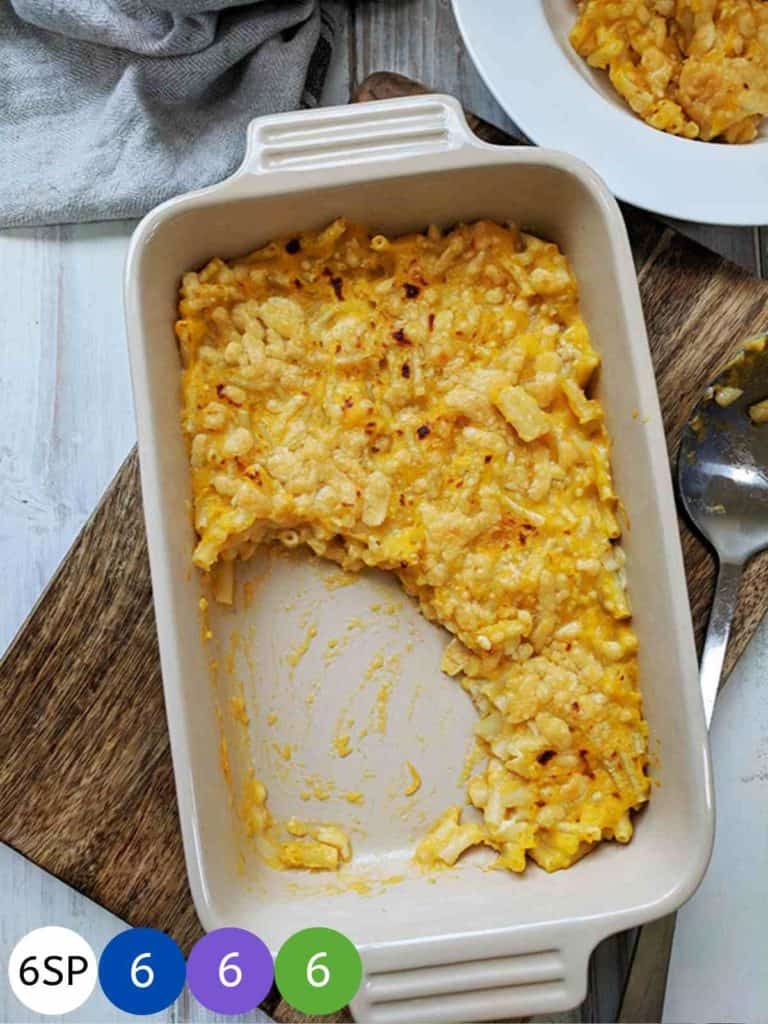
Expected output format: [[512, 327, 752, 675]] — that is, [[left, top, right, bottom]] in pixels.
[[373, 681, 393, 736], [286, 622, 317, 669], [229, 694, 250, 726], [237, 767, 353, 871], [198, 596, 213, 642], [404, 761, 422, 796], [178, 219, 649, 874], [323, 570, 357, 590], [333, 733, 353, 758], [279, 821, 351, 871]]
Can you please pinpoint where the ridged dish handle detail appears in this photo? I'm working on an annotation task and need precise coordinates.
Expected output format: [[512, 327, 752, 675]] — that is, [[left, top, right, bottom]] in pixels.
[[241, 96, 477, 174], [351, 935, 595, 1023]]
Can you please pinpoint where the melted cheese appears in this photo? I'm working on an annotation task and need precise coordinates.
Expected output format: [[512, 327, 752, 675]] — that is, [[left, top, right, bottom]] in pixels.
[[178, 219, 650, 873]]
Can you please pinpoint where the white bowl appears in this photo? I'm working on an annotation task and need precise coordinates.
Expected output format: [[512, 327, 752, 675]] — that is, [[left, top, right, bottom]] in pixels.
[[124, 95, 713, 1022], [453, 0, 768, 225]]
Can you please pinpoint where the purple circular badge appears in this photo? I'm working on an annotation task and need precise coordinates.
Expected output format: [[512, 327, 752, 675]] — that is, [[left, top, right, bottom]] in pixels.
[[187, 928, 273, 1015]]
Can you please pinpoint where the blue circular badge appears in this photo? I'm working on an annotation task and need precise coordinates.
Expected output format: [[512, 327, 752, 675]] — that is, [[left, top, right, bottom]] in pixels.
[[98, 928, 186, 1015]]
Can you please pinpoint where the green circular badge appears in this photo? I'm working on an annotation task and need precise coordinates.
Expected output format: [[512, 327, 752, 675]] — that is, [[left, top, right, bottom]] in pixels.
[[275, 927, 362, 1015]]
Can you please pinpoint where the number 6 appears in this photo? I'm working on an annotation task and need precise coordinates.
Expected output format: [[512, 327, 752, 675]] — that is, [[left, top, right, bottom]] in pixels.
[[219, 951, 242, 988], [306, 951, 330, 988], [131, 953, 154, 989]]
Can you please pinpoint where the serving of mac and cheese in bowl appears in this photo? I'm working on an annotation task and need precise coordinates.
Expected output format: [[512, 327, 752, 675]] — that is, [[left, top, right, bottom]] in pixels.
[[453, 0, 768, 223], [572, 0, 768, 144]]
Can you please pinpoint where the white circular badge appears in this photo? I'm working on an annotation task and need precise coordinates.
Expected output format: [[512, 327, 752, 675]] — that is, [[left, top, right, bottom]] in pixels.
[[8, 926, 97, 1015]]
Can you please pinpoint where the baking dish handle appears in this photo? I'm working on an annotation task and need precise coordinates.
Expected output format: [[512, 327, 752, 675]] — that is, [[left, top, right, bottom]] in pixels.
[[351, 929, 599, 1023], [239, 95, 480, 176]]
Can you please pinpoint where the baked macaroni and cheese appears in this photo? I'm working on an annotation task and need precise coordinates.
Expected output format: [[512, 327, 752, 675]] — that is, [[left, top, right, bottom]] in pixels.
[[571, 0, 768, 143], [177, 219, 650, 874]]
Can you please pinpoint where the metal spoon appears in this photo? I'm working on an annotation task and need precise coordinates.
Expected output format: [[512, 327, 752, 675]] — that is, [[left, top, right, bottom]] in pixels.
[[618, 334, 768, 1023], [678, 334, 768, 727]]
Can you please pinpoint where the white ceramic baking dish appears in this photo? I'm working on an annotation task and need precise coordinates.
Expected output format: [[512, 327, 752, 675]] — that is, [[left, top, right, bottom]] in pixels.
[[124, 95, 714, 1022]]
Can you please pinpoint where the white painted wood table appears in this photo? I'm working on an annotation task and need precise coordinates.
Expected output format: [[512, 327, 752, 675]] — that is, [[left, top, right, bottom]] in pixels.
[[1, 3, 766, 1021]]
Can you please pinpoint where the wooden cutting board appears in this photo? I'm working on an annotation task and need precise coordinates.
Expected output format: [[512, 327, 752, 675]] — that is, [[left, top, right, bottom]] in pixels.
[[1, 73, 767, 1023]]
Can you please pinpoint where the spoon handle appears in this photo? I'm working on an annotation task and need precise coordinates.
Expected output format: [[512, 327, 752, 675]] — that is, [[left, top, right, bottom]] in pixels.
[[617, 557, 742, 1021], [699, 558, 743, 729]]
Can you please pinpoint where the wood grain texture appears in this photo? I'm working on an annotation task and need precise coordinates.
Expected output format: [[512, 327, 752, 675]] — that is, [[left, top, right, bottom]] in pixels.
[[2, 75, 767, 1024], [0, 453, 201, 949]]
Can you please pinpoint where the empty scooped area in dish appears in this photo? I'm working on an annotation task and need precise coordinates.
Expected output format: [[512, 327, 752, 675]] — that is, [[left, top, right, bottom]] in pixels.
[[204, 548, 475, 879]]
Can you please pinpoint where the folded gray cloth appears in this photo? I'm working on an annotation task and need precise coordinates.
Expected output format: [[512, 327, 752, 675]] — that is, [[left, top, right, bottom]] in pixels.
[[0, 0, 333, 227]]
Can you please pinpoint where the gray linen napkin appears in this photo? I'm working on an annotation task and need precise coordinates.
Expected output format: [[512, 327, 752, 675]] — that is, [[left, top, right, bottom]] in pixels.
[[0, 0, 334, 227]]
